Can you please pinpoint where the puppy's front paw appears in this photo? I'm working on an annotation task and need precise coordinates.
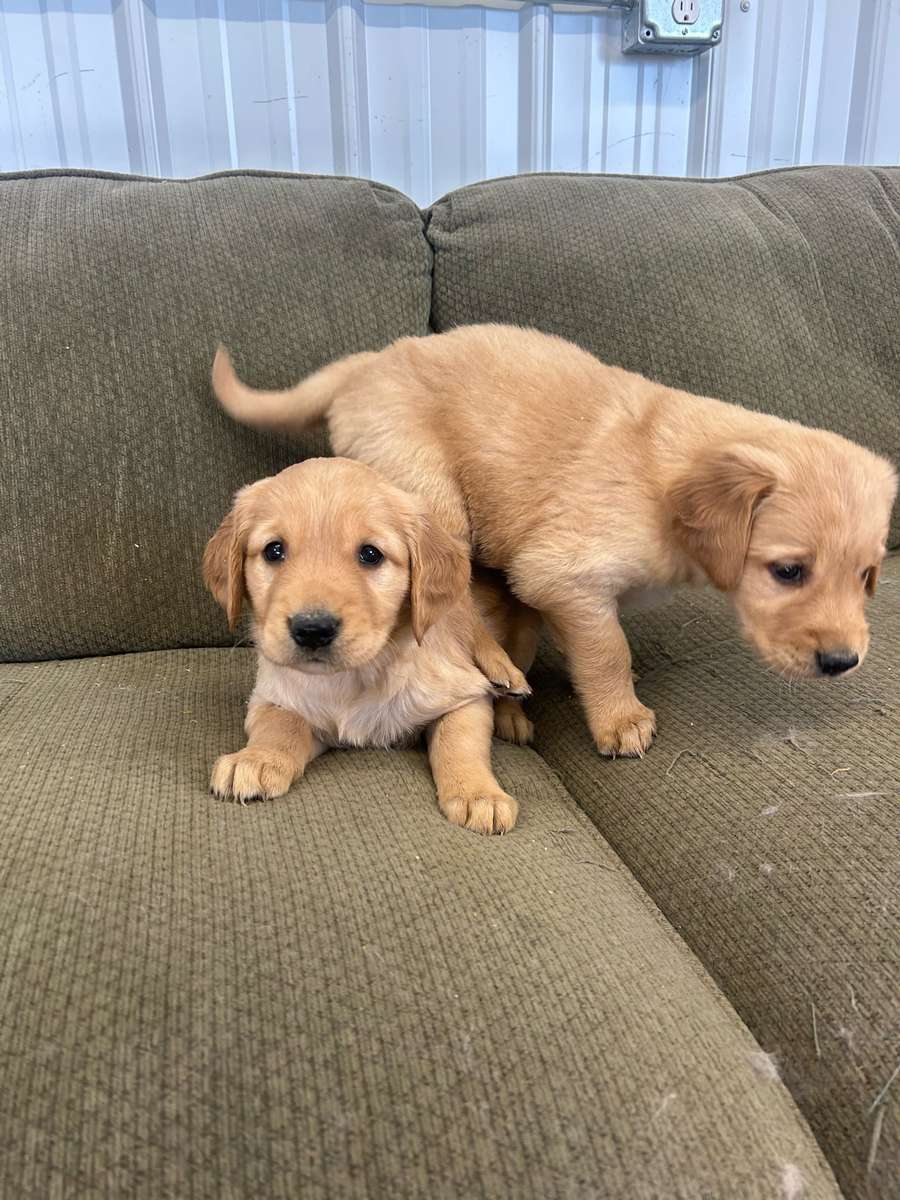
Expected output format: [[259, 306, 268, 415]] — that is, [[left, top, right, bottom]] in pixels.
[[592, 702, 656, 758], [210, 748, 297, 802], [440, 789, 519, 836], [476, 643, 531, 699], [493, 698, 534, 745]]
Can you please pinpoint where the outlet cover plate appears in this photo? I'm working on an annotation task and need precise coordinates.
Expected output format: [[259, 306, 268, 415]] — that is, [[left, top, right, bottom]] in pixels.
[[623, 0, 723, 54]]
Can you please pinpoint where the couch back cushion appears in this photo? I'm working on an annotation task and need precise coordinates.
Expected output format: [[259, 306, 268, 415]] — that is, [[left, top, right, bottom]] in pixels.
[[0, 171, 430, 662], [428, 167, 900, 546]]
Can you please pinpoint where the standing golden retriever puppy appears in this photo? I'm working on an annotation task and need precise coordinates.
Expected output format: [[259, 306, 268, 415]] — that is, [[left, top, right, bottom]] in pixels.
[[204, 457, 538, 834], [212, 326, 897, 758]]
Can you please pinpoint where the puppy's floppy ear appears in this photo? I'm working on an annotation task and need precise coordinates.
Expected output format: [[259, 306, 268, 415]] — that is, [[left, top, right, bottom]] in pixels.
[[669, 443, 778, 592], [407, 510, 471, 643], [203, 502, 247, 630]]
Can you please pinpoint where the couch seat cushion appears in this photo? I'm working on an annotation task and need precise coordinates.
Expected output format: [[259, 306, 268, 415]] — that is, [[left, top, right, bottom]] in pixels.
[[529, 555, 900, 1200], [0, 649, 838, 1199]]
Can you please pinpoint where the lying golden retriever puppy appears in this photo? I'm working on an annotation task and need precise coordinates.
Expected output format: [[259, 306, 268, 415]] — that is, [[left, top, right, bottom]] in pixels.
[[212, 325, 897, 758], [203, 457, 538, 834]]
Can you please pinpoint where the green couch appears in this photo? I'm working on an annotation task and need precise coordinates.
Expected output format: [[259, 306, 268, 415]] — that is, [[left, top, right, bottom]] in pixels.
[[1, 166, 897, 1199]]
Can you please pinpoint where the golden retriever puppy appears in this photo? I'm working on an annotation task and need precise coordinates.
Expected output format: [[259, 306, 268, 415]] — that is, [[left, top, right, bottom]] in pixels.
[[211, 326, 897, 758], [203, 457, 538, 834]]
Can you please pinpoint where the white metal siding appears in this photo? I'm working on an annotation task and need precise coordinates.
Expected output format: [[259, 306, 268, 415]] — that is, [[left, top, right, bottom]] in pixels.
[[1, 0, 898, 205]]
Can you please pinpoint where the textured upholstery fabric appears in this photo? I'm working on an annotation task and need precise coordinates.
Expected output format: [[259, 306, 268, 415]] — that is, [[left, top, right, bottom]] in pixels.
[[527, 554, 900, 1200], [427, 166, 900, 547], [3, 166, 898, 1198], [0, 649, 840, 1199], [0, 170, 430, 662]]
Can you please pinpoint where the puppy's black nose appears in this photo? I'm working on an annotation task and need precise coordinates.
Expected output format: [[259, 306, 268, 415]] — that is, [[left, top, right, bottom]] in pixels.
[[816, 650, 859, 676], [289, 611, 341, 650]]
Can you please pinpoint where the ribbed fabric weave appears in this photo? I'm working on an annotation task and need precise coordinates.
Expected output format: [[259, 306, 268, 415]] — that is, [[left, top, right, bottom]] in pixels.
[[0, 648, 841, 1198], [528, 555, 900, 1200]]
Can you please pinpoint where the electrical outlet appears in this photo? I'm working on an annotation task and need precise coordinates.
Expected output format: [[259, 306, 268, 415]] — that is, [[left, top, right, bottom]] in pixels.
[[623, 0, 723, 55], [672, 0, 700, 24]]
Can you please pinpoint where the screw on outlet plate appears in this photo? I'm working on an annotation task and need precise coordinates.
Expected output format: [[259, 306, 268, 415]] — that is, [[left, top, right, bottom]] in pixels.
[[740, 0, 751, 10]]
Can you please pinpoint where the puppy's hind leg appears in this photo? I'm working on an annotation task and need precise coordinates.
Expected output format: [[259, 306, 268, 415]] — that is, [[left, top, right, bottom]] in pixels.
[[427, 696, 519, 835], [491, 599, 541, 746], [468, 596, 532, 700]]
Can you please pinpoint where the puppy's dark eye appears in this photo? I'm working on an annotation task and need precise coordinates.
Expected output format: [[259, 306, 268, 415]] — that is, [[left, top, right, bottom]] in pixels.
[[770, 562, 804, 585], [263, 541, 286, 564], [358, 544, 384, 567]]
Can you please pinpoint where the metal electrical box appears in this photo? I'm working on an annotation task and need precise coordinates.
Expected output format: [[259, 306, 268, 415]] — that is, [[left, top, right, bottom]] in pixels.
[[623, 0, 724, 55]]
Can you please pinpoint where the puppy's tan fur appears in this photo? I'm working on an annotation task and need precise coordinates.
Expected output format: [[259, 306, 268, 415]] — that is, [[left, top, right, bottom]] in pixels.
[[212, 325, 897, 757], [204, 457, 538, 834]]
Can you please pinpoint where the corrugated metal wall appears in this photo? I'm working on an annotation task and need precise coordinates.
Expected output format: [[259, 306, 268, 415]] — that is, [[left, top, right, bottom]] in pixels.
[[1, 0, 898, 205]]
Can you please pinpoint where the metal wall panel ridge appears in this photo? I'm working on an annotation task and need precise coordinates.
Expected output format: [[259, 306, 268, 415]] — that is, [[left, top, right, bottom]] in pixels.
[[0, 0, 897, 203]]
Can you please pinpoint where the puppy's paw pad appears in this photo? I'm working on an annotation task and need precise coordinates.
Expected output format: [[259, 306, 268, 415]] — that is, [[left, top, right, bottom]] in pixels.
[[593, 704, 656, 759], [210, 749, 295, 802], [493, 699, 534, 746], [441, 790, 519, 836]]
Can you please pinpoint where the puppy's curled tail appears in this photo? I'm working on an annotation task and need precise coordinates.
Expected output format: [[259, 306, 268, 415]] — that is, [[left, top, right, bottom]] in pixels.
[[211, 345, 372, 434]]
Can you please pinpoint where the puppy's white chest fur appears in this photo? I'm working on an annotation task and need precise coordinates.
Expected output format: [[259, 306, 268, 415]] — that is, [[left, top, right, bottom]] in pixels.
[[252, 640, 490, 749]]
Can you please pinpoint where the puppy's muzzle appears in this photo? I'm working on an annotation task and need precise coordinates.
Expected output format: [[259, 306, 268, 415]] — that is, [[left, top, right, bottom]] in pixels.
[[289, 611, 341, 651], [815, 649, 859, 677]]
